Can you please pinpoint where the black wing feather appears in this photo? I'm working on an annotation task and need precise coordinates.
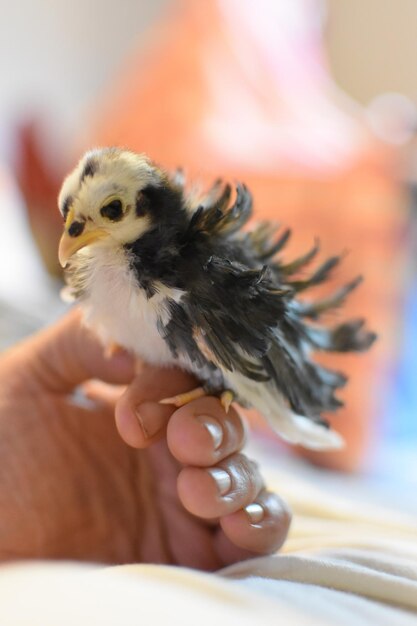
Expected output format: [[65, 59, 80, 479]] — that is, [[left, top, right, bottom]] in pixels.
[[160, 177, 376, 421]]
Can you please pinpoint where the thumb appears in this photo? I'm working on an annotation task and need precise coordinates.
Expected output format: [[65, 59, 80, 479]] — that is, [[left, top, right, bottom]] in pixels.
[[18, 307, 135, 392]]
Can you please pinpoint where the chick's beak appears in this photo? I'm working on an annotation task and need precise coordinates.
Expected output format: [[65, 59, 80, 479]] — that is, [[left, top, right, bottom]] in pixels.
[[58, 207, 108, 267]]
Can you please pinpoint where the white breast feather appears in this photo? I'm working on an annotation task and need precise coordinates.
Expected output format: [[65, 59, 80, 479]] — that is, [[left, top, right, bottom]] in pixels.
[[79, 247, 179, 366]]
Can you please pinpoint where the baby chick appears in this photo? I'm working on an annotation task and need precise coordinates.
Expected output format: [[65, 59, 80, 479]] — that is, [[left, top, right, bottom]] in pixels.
[[58, 148, 376, 450]]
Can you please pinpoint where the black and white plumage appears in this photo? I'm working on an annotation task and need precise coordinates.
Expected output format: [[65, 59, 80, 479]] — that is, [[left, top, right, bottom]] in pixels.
[[58, 148, 376, 450]]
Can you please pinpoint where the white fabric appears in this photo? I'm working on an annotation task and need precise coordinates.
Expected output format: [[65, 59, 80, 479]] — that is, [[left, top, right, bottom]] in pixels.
[[0, 449, 416, 625]]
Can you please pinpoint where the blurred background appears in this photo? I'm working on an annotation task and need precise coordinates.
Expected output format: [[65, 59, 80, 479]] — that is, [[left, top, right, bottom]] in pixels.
[[0, 0, 416, 503]]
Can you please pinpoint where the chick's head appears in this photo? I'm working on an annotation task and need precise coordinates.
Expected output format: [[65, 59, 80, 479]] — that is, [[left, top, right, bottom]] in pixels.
[[58, 148, 165, 267]]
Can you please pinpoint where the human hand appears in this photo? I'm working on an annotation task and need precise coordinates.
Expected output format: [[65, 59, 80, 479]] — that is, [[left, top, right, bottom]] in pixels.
[[0, 309, 290, 569]]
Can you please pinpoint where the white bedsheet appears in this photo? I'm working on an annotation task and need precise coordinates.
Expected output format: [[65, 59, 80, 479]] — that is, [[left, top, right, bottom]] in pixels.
[[0, 439, 416, 625]]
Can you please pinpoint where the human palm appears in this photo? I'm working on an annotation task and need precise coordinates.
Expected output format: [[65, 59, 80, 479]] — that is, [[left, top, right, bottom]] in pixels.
[[0, 310, 290, 568]]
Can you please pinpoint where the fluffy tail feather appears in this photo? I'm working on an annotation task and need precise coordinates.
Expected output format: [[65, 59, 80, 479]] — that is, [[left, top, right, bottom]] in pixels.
[[278, 413, 345, 450]]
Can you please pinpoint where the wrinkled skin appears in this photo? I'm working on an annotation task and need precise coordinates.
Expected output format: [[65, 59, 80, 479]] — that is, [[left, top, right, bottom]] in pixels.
[[0, 309, 291, 569]]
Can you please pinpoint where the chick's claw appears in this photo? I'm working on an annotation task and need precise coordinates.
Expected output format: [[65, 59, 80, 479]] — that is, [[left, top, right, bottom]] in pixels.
[[220, 390, 235, 414], [159, 386, 235, 414], [104, 342, 124, 359], [159, 386, 206, 408]]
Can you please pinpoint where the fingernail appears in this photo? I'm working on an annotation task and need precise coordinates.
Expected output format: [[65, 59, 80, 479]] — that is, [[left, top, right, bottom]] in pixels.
[[196, 416, 223, 450], [245, 502, 264, 525], [135, 403, 163, 439], [109, 347, 135, 372], [207, 468, 231, 496], [105, 343, 121, 359], [106, 344, 131, 362]]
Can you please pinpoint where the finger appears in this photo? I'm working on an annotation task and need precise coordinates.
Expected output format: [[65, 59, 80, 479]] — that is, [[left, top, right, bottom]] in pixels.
[[115, 366, 196, 448], [82, 381, 126, 406], [167, 396, 247, 467], [21, 308, 135, 392], [217, 490, 292, 559], [177, 452, 264, 519]]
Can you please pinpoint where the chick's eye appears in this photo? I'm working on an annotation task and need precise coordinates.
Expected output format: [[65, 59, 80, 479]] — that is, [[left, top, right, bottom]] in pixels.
[[100, 199, 123, 221]]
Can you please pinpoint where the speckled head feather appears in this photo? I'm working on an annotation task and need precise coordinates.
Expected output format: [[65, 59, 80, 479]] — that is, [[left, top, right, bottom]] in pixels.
[[58, 148, 166, 249]]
